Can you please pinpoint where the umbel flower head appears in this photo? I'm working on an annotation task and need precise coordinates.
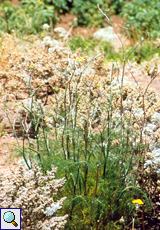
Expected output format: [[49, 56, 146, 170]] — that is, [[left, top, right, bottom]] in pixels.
[[43, 24, 50, 30], [119, 216, 124, 223]]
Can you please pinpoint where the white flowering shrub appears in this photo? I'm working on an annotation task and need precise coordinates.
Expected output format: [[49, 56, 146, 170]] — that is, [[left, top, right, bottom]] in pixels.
[[0, 162, 68, 230]]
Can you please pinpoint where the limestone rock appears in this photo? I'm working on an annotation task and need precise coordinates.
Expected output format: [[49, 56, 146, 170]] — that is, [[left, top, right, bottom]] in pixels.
[[93, 26, 117, 44]]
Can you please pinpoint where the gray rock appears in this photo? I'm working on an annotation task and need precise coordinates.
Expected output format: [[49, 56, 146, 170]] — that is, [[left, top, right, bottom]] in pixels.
[[93, 26, 117, 44]]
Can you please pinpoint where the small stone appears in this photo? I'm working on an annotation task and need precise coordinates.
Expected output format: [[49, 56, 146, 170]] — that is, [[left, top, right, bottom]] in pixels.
[[93, 26, 117, 44]]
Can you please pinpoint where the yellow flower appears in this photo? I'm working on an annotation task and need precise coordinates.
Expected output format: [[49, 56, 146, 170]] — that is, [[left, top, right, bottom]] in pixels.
[[37, 0, 44, 4], [132, 199, 144, 205], [73, 57, 87, 62], [147, 63, 158, 78]]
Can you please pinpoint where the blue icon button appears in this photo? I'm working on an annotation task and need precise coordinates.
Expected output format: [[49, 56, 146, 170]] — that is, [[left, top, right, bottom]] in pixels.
[[0, 208, 21, 230], [3, 211, 18, 227]]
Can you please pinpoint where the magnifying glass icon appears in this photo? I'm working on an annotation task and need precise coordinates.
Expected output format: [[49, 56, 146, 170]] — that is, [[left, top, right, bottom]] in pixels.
[[3, 211, 18, 227]]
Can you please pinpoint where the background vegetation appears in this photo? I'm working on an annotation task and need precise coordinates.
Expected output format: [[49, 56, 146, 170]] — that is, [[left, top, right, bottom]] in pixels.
[[0, 0, 160, 63], [0, 0, 160, 39]]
